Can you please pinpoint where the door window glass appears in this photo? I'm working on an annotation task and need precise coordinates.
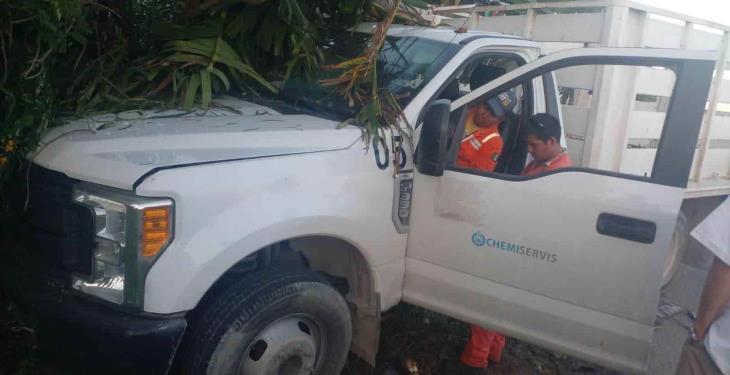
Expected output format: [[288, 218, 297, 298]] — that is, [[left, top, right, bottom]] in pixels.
[[438, 57, 526, 174], [447, 63, 678, 179]]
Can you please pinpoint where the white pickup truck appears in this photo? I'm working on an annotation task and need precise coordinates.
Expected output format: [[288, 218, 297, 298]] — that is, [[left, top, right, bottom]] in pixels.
[[0, 24, 718, 374]]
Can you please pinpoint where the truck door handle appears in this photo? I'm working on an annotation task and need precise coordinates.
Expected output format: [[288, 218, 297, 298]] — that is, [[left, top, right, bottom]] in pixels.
[[596, 213, 656, 244]]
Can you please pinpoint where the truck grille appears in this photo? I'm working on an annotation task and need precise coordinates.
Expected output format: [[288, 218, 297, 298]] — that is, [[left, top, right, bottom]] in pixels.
[[22, 164, 95, 276]]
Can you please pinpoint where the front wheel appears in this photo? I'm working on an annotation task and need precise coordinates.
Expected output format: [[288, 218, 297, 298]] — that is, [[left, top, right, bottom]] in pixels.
[[181, 269, 352, 375]]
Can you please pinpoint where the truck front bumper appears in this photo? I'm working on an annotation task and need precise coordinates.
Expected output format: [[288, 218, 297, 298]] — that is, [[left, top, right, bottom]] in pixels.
[[0, 233, 187, 375]]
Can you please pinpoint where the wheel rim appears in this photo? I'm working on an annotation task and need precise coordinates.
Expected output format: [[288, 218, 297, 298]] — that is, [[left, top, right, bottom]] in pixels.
[[238, 315, 326, 375]]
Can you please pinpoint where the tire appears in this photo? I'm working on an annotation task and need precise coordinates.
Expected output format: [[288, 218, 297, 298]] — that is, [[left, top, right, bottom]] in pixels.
[[661, 211, 688, 288], [181, 269, 352, 375]]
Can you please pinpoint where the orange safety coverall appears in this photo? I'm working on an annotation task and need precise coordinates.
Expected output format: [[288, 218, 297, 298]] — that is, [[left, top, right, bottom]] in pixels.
[[456, 113, 503, 171], [456, 108, 507, 369]]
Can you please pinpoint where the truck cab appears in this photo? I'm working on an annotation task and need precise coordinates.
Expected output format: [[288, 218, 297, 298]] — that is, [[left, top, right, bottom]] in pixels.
[[0, 25, 716, 374]]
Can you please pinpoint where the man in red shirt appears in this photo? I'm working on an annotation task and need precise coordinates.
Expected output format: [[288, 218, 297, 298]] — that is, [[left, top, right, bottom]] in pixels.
[[522, 113, 572, 176], [459, 113, 570, 373]]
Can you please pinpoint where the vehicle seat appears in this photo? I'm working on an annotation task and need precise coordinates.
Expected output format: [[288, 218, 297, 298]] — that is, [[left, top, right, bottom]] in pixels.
[[495, 112, 519, 173]]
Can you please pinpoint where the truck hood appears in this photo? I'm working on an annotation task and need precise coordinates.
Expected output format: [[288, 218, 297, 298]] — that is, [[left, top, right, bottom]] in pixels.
[[32, 99, 361, 190]]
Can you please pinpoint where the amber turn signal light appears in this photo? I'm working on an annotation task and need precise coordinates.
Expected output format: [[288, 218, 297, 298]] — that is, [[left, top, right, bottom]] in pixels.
[[142, 207, 171, 257]]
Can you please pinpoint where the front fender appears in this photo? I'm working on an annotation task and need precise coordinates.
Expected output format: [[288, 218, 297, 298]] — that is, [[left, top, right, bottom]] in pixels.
[[135, 148, 407, 314]]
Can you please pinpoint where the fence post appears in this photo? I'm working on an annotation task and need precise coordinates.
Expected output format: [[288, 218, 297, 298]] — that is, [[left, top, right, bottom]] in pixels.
[[692, 31, 730, 182], [583, 6, 645, 171], [522, 8, 536, 39], [680, 21, 693, 49]]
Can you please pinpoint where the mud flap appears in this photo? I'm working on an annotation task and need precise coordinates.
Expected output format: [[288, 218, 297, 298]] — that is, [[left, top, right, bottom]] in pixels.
[[349, 293, 382, 366]]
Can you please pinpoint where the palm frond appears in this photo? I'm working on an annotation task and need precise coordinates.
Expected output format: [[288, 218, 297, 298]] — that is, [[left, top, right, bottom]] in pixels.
[[321, 0, 418, 173], [138, 35, 276, 108]]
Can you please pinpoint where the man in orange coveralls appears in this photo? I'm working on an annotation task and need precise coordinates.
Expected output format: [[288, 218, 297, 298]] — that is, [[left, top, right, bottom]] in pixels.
[[458, 113, 572, 372], [456, 66, 517, 372], [455, 91, 516, 171], [455, 69, 517, 171]]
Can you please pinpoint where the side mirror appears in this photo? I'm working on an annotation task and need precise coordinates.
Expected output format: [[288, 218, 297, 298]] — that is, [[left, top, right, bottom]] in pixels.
[[417, 99, 451, 176]]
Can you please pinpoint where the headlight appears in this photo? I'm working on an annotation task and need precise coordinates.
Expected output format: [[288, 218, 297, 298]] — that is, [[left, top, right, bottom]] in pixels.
[[72, 183, 173, 307]]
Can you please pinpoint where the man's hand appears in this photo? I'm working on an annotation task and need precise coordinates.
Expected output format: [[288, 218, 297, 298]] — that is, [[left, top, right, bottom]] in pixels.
[[693, 319, 710, 342], [693, 257, 730, 342]]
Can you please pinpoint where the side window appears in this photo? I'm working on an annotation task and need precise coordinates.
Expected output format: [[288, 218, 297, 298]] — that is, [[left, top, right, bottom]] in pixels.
[[447, 63, 678, 179], [447, 78, 528, 175], [557, 65, 676, 176], [439, 56, 526, 173]]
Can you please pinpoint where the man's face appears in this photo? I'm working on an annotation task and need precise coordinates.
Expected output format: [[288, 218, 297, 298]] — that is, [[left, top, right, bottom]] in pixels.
[[473, 102, 500, 127], [527, 133, 556, 163]]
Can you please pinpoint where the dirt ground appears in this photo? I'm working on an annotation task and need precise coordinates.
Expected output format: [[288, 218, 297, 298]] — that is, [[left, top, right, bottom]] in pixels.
[[1, 290, 617, 375], [341, 304, 619, 375], [0, 292, 44, 375]]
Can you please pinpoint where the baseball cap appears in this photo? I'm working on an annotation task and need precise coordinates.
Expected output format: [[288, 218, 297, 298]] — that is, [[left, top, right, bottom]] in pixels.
[[484, 90, 517, 118]]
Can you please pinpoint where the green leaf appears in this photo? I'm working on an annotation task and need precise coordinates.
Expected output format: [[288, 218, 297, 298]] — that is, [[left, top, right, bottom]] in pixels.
[[209, 67, 230, 91], [144, 69, 161, 82], [366, 102, 379, 134], [336, 119, 352, 129], [173, 71, 182, 98], [164, 39, 216, 57], [200, 70, 212, 108], [338, 0, 363, 12], [184, 74, 201, 108], [166, 53, 210, 66], [151, 21, 221, 41], [164, 39, 276, 93]]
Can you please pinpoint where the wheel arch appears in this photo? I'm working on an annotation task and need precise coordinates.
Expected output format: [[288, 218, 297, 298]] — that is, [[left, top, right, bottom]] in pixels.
[[185, 234, 381, 366]]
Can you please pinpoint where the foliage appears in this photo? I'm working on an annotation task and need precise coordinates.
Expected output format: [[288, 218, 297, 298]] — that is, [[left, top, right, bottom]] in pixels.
[[0, 1, 338, 183], [0, 0, 439, 208], [321, 0, 415, 169], [0, 0, 102, 184]]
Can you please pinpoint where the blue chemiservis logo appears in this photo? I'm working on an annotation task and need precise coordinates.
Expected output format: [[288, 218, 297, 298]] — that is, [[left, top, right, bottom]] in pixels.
[[471, 230, 557, 264], [471, 231, 486, 246]]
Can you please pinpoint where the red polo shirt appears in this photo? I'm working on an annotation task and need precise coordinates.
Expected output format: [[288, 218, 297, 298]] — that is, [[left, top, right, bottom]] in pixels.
[[522, 151, 572, 176]]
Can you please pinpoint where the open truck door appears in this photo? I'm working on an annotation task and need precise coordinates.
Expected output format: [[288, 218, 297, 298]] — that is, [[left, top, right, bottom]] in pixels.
[[404, 48, 715, 373]]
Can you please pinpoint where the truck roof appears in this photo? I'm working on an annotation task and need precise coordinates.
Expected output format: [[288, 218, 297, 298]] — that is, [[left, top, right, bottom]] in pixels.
[[355, 22, 537, 47]]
